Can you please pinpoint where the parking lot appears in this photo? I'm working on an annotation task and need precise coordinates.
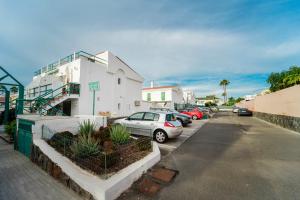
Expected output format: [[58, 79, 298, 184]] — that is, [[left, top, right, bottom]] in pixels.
[[158, 118, 210, 156]]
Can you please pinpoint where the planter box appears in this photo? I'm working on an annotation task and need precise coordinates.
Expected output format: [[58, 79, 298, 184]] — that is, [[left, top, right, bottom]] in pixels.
[[32, 139, 160, 200]]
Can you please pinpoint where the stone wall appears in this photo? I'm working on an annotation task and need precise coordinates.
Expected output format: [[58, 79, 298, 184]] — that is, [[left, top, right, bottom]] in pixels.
[[254, 112, 300, 133], [31, 145, 95, 200]]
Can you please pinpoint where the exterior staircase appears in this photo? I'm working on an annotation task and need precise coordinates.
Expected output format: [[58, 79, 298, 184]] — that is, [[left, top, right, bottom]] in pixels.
[[18, 83, 80, 116]]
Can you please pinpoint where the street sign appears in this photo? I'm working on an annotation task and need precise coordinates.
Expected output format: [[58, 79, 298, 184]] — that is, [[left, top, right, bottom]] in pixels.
[[88, 81, 99, 116], [89, 81, 100, 91]]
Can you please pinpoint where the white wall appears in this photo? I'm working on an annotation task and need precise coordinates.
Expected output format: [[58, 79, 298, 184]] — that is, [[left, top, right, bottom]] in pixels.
[[142, 89, 172, 102], [26, 51, 144, 117], [78, 57, 144, 117]]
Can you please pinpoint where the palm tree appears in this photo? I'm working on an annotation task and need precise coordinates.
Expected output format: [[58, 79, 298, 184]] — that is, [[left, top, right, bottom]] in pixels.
[[219, 79, 230, 103], [10, 86, 18, 93]]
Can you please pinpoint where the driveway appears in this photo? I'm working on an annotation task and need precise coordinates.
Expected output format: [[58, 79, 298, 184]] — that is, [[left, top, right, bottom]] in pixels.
[[0, 140, 81, 200], [158, 119, 209, 156], [121, 112, 300, 200]]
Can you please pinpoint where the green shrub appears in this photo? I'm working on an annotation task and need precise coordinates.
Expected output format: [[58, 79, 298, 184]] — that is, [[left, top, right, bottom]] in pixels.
[[71, 133, 100, 158], [135, 137, 152, 151], [110, 125, 130, 145], [48, 131, 74, 149], [79, 120, 95, 136], [5, 120, 16, 138]]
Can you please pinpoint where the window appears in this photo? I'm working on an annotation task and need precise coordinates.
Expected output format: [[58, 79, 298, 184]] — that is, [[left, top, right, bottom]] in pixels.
[[166, 114, 176, 121], [143, 112, 160, 121], [129, 112, 144, 120], [161, 92, 165, 101], [29, 87, 39, 97], [40, 84, 52, 95], [147, 93, 151, 101], [118, 78, 121, 85], [118, 103, 121, 110]]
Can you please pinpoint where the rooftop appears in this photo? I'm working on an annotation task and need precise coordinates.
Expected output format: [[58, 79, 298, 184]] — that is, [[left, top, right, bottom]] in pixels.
[[33, 51, 107, 76], [142, 86, 176, 90]]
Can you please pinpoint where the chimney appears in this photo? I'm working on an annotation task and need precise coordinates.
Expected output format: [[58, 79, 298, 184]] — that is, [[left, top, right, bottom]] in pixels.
[[150, 81, 154, 88]]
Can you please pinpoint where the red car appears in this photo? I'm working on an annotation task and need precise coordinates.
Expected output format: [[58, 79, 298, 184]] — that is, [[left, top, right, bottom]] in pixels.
[[180, 108, 203, 120]]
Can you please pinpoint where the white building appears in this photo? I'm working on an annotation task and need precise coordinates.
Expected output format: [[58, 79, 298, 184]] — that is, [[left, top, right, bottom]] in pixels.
[[142, 84, 184, 109], [183, 90, 196, 104], [26, 51, 145, 117]]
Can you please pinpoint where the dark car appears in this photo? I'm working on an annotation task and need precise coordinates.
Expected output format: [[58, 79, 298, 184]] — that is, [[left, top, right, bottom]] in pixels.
[[238, 108, 253, 116], [150, 108, 192, 126]]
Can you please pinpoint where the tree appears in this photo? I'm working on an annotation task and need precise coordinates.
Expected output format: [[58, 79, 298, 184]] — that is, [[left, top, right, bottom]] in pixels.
[[219, 79, 230, 103], [235, 97, 244, 103], [10, 86, 18, 93], [267, 66, 300, 92]]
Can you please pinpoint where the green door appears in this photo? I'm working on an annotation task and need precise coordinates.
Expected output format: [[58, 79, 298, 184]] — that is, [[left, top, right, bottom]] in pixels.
[[17, 119, 33, 158]]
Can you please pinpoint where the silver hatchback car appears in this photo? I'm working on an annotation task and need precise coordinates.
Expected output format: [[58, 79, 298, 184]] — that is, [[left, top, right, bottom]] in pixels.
[[114, 111, 183, 143]]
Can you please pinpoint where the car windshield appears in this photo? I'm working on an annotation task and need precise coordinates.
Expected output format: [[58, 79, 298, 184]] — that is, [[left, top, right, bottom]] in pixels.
[[166, 114, 177, 121]]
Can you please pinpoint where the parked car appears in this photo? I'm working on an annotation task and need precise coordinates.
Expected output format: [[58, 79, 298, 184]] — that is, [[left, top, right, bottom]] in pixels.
[[238, 108, 253, 116], [150, 108, 192, 126], [180, 108, 203, 120], [232, 106, 240, 113], [197, 107, 213, 118], [114, 111, 183, 143]]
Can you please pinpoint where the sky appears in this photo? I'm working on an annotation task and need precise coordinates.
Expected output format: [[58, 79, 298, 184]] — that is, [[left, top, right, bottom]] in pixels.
[[1, 0, 300, 98]]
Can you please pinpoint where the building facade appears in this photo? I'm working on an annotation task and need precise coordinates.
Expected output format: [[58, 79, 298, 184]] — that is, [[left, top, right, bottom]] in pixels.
[[142, 85, 184, 109], [183, 90, 196, 104], [26, 51, 145, 117]]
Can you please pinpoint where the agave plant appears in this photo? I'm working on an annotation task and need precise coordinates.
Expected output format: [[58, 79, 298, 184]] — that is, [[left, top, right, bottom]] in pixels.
[[110, 125, 130, 145], [71, 133, 100, 158], [79, 120, 96, 136]]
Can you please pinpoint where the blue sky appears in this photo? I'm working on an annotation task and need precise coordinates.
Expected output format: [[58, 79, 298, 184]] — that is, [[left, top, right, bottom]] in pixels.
[[1, 0, 300, 97]]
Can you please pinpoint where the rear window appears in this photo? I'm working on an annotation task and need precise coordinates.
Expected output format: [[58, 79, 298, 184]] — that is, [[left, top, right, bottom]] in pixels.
[[166, 114, 176, 121]]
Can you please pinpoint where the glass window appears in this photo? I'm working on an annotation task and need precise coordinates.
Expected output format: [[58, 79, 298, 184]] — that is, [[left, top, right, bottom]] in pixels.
[[166, 114, 176, 121], [118, 103, 121, 110], [143, 112, 159, 121], [129, 112, 144, 120], [147, 93, 151, 101], [161, 92, 165, 101], [118, 78, 121, 85]]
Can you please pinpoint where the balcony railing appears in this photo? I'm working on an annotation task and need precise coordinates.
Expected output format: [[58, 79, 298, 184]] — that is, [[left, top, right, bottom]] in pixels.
[[34, 51, 107, 76]]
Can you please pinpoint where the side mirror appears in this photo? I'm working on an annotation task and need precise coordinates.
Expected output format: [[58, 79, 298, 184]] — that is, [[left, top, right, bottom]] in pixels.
[[126, 117, 131, 120]]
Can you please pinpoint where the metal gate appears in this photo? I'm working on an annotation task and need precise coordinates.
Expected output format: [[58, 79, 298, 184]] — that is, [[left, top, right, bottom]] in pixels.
[[17, 119, 33, 158]]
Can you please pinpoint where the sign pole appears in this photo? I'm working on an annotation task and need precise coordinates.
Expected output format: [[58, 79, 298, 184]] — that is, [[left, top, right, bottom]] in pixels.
[[92, 90, 95, 116], [88, 81, 99, 116]]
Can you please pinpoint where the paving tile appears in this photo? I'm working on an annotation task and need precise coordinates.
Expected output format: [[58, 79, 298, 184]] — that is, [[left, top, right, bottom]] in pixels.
[[150, 168, 177, 183], [139, 178, 161, 196]]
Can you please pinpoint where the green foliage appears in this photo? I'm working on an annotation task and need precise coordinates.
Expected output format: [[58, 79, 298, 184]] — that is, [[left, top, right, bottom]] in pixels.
[[205, 102, 217, 107], [71, 133, 100, 158], [226, 97, 236, 106], [235, 97, 244, 103], [10, 86, 18, 93], [219, 79, 230, 86], [110, 125, 130, 145], [48, 131, 74, 149], [267, 66, 300, 92], [79, 120, 95, 136], [135, 137, 152, 151], [5, 120, 16, 138]]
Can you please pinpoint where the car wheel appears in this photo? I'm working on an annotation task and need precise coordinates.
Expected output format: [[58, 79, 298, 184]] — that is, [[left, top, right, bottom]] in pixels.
[[192, 115, 198, 120], [154, 130, 168, 143]]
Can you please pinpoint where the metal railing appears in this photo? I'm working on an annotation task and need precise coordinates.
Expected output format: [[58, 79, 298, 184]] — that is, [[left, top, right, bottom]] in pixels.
[[41, 125, 153, 179], [34, 51, 107, 76], [16, 83, 80, 116]]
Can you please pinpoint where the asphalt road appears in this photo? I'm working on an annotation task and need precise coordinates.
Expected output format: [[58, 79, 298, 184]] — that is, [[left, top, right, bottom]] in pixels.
[[123, 112, 300, 200]]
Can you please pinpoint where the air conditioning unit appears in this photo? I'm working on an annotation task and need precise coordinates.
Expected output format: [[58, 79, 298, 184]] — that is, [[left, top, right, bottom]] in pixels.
[[134, 100, 141, 106]]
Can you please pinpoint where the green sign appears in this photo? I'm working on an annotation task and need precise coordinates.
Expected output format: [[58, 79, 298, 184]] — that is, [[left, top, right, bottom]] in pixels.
[[89, 81, 100, 91]]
